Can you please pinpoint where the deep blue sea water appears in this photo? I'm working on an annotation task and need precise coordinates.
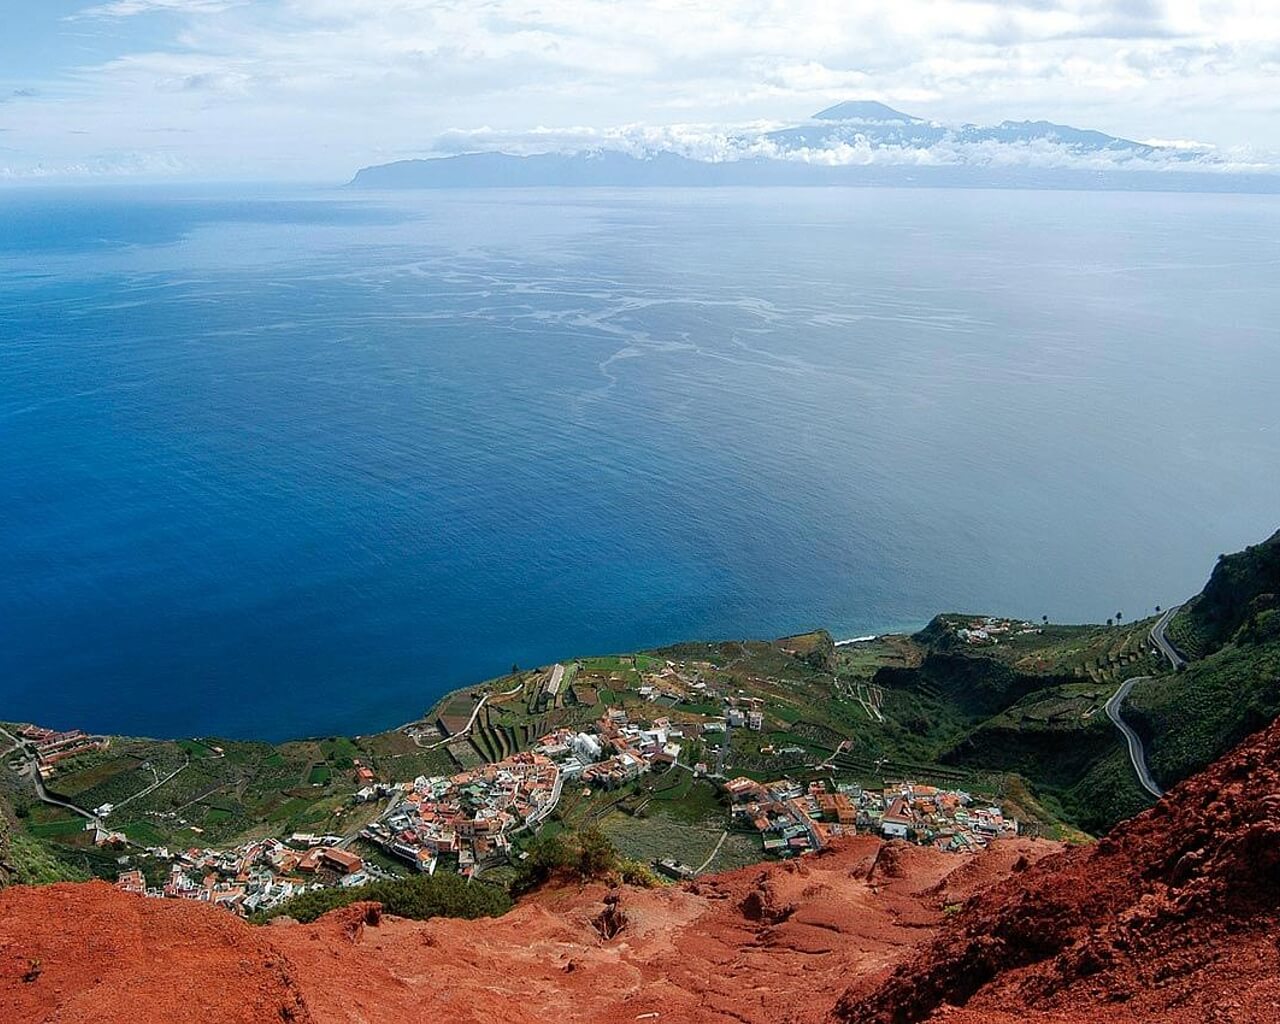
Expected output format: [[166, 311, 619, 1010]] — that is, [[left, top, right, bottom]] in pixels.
[[2, 186, 1278, 740]]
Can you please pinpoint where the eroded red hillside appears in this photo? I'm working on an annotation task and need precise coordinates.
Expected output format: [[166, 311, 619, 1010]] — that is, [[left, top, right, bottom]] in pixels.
[[6, 718, 1280, 1024], [1, 836, 1051, 1024], [831, 718, 1280, 1024]]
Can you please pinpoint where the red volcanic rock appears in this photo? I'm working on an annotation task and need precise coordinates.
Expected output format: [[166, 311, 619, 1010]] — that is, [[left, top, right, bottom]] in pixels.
[[0, 835, 1053, 1024], [0, 882, 313, 1024], [830, 718, 1280, 1024]]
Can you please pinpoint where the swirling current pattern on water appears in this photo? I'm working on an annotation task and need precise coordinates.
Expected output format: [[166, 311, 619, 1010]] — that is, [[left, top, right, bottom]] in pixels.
[[1, 186, 1278, 739]]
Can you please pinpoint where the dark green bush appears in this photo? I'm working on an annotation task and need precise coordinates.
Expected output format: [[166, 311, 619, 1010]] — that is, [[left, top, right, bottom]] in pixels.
[[250, 870, 511, 925], [514, 824, 632, 893]]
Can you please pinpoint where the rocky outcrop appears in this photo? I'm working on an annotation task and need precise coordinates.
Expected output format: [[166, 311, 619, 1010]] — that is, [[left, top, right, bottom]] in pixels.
[[0, 881, 315, 1023], [830, 717, 1280, 1024]]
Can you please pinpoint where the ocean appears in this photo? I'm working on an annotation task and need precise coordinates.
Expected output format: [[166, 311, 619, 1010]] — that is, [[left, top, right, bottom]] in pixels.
[[2, 185, 1278, 740]]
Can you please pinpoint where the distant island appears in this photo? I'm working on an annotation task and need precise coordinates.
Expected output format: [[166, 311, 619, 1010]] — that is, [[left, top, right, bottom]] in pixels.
[[349, 100, 1280, 194]]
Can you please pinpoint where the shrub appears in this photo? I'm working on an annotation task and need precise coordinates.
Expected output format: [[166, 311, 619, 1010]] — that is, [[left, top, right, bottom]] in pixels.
[[515, 824, 629, 893], [250, 871, 511, 925]]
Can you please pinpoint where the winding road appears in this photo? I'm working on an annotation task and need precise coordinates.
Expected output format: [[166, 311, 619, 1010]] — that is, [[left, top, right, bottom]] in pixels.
[[1105, 675, 1163, 798], [1149, 605, 1187, 671], [1105, 606, 1183, 800], [0, 725, 100, 825]]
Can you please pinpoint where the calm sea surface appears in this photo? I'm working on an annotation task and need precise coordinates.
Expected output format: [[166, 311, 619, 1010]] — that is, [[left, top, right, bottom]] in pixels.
[[2, 186, 1278, 739]]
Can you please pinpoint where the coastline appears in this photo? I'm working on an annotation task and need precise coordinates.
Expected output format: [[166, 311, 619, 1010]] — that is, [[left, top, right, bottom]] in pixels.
[[14, 620, 934, 748]]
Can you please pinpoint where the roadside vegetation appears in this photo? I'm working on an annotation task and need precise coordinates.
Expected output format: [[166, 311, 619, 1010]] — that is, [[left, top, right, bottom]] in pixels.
[[1127, 530, 1280, 787]]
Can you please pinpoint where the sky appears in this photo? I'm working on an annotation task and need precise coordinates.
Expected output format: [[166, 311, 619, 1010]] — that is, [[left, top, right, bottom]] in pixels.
[[1, 1, 1279, 182]]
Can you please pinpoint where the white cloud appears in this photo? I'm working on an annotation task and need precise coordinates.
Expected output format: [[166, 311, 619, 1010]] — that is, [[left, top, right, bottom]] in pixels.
[[76, 1, 246, 16], [422, 118, 1280, 175], [5, 1, 1279, 179]]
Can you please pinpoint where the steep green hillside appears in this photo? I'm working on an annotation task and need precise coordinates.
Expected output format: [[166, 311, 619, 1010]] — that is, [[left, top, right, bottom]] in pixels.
[[1127, 619, 1280, 785], [874, 621, 1160, 833], [0, 795, 92, 888], [876, 529, 1280, 833], [1125, 530, 1280, 786], [1169, 530, 1280, 658]]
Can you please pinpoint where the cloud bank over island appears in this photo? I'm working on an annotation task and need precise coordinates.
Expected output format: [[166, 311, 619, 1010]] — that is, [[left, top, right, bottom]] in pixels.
[[2, 1, 1280, 180], [421, 104, 1275, 177]]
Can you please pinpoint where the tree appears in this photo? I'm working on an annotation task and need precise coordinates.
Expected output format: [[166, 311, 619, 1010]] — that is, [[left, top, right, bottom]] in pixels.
[[1155, 605, 1162, 614], [1116, 612, 1124, 623], [1107, 618, 1114, 627], [511, 663, 520, 675], [1042, 615, 1049, 625], [575, 824, 619, 879]]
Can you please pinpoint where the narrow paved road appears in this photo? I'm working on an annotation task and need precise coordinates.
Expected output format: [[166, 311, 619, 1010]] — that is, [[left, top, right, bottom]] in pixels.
[[695, 830, 729, 874], [1104, 605, 1184, 801], [110, 758, 190, 814], [1149, 605, 1186, 670], [1105, 675, 1163, 798], [415, 679, 526, 750]]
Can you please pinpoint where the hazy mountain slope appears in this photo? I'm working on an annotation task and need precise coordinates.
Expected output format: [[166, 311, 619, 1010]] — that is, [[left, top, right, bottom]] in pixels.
[[349, 101, 1280, 192]]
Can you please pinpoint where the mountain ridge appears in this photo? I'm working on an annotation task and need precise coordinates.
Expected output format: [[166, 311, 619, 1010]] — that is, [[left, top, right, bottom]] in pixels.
[[348, 100, 1276, 192]]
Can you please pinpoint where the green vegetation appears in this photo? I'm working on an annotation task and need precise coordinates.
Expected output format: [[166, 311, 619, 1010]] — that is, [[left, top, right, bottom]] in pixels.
[[1128, 627, 1280, 785], [1175, 530, 1280, 656], [9, 526, 1279, 890], [250, 870, 512, 925], [7, 832, 93, 885], [515, 823, 658, 892], [1124, 530, 1280, 787]]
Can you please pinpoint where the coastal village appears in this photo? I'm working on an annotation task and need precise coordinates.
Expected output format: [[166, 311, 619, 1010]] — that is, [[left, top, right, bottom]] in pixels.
[[945, 616, 1044, 647], [10, 724, 111, 776], [6, 645, 1022, 919]]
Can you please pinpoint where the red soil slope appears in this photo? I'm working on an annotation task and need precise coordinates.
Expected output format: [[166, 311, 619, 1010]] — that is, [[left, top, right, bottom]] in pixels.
[[5, 718, 1278, 1024], [1, 836, 1051, 1024], [832, 717, 1280, 1024]]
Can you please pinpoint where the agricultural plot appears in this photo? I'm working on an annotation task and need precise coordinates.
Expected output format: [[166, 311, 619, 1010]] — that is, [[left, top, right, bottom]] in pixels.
[[599, 813, 748, 873]]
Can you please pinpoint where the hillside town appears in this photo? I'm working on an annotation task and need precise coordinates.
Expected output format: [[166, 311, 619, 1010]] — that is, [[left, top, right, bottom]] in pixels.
[[10, 676, 1018, 920], [727, 776, 1018, 855], [949, 616, 1043, 646], [360, 752, 562, 875], [113, 832, 383, 917], [359, 707, 684, 875]]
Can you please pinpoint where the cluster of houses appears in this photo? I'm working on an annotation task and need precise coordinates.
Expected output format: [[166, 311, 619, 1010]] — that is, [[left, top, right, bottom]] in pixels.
[[728, 777, 1017, 856], [11, 724, 110, 776], [87, 662, 1018, 921], [361, 708, 691, 876], [115, 833, 375, 917], [952, 617, 1041, 646], [533, 709, 685, 788], [361, 751, 562, 876], [577, 709, 683, 786]]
